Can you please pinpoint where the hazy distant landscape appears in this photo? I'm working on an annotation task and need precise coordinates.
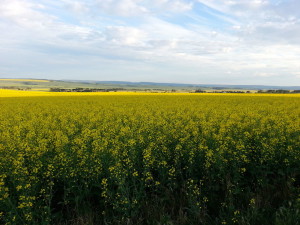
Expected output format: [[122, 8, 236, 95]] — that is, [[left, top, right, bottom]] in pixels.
[[1, 78, 300, 93]]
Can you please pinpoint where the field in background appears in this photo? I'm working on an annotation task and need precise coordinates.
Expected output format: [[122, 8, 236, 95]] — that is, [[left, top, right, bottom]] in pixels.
[[0, 79, 50, 83], [1, 78, 299, 93], [0, 94, 299, 224], [0, 79, 196, 92]]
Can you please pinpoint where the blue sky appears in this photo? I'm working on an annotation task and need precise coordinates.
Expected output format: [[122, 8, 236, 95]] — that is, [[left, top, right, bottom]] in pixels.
[[0, 0, 300, 85]]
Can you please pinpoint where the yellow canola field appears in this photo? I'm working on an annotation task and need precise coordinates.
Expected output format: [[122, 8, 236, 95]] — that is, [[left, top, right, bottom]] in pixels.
[[0, 89, 299, 97], [0, 93, 299, 224]]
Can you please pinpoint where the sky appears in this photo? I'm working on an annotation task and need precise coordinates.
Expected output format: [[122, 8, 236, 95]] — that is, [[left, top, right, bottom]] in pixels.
[[0, 0, 300, 85]]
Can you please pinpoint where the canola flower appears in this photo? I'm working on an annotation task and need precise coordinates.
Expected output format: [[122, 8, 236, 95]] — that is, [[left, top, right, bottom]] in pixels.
[[0, 93, 299, 224]]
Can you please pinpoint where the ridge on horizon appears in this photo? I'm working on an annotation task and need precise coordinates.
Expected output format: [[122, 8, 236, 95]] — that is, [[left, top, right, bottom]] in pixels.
[[1, 78, 299, 90]]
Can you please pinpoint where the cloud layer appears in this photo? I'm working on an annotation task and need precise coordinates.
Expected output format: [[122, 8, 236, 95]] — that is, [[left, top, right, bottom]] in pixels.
[[0, 0, 299, 85]]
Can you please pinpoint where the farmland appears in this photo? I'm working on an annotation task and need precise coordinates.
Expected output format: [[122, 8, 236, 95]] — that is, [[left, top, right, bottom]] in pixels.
[[0, 93, 299, 224], [1, 78, 299, 93]]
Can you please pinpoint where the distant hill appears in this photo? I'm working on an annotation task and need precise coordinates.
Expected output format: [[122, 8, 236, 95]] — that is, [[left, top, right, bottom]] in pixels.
[[1, 78, 299, 91], [63, 80, 300, 90]]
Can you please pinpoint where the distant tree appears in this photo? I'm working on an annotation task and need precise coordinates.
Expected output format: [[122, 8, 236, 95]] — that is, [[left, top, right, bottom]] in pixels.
[[195, 89, 206, 93]]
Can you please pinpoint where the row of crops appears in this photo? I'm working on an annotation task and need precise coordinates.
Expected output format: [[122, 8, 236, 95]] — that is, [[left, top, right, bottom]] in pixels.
[[0, 94, 299, 224]]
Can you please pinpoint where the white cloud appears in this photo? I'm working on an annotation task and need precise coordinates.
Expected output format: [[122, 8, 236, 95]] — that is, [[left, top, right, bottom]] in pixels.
[[152, 0, 193, 12], [198, 0, 268, 15], [0, 0, 53, 28], [104, 26, 147, 46], [64, 1, 89, 14], [94, 0, 192, 17], [95, 0, 148, 16], [254, 72, 277, 77]]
